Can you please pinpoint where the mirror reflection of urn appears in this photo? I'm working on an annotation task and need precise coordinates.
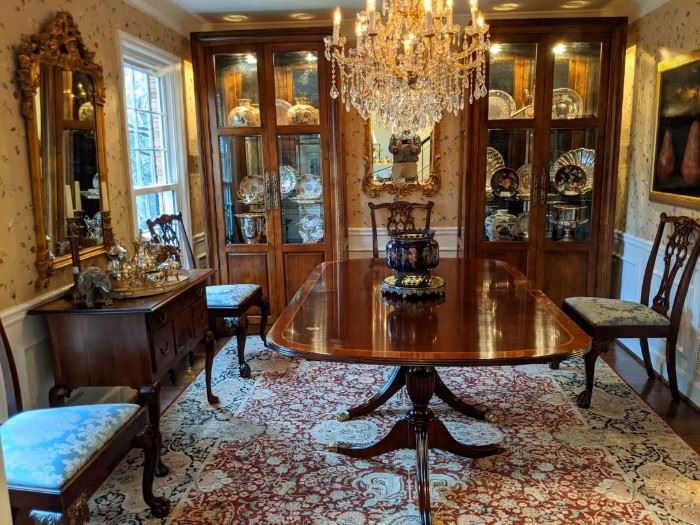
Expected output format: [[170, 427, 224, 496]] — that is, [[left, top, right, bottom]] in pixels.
[[235, 213, 266, 244]]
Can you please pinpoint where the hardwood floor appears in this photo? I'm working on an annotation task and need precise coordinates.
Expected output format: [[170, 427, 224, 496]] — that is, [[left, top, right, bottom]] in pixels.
[[160, 337, 700, 454], [601, 343, 700, 453]]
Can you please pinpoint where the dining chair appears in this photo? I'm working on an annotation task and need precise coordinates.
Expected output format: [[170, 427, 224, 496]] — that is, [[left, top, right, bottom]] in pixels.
[[0, 319, 169, 523], [368, 200, 435, 258], [555, 213, 700, 408], [146, 213, 269, 378]]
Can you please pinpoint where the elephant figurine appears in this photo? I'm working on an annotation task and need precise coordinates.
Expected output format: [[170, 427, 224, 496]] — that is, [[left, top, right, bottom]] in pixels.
[[75, 267, 113, 308]]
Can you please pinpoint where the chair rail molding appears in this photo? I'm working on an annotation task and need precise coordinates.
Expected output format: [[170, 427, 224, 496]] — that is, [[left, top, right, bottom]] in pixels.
[[613, 229, 700, 404], [348, 226, 458, 259]]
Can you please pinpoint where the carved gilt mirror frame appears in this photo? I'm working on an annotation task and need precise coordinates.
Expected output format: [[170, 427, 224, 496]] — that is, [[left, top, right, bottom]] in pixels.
[[362, 120, 441, 198], [17, 12, 112, 287]]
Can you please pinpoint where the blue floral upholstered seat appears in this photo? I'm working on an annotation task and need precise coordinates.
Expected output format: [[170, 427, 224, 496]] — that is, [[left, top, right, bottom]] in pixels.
[[206, 284, 261, 308], [1, 404, 140, 490], [563, 297, 670, 329]]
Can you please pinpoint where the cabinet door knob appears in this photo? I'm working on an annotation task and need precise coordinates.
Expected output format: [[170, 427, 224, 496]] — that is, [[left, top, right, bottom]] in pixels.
[[196, 287, 204, 297], [159, 312, 168, 324], [159, 341, 170, 355]]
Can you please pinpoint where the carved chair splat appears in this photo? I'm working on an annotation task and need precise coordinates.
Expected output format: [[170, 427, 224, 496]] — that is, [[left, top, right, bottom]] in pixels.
[[369, 200, 435, 259]]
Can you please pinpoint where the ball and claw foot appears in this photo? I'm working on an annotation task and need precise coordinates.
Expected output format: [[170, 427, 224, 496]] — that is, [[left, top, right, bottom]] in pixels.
[[484, 412, 498, 424], [149, 497, 171, 518], [239, 362, 251, 379], [327, 441, 339, 453], [576, 390, 592, 409], [336, 410, 350, 422], [207, 393, 220, 404]]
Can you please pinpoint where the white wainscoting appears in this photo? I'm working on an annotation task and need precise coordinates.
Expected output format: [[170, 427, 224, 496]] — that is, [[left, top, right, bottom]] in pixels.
[[0, 286, 130, 421], [348, 227, 459, 259], [614, 231, 700, 405]]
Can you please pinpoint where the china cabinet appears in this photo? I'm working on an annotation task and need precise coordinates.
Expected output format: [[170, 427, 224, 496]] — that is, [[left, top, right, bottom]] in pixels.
[[192, 28, 342, 319], [461, 18, 627, 306]]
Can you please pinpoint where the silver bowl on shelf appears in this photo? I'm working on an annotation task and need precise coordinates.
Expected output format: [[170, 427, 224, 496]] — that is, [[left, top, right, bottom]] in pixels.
[[235, 213, 266, 244], [552, 204, 589, 241]]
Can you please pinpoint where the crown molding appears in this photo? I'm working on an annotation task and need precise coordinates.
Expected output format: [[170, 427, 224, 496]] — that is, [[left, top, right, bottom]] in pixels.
[[123, 0, 210, 37]]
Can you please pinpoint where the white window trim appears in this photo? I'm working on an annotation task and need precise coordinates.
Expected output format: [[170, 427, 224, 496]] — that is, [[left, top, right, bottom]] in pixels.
[[117, 30, 191, 238]]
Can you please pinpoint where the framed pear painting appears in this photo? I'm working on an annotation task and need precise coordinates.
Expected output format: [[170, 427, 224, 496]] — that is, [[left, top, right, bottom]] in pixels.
[[650, 49, 700, 209]]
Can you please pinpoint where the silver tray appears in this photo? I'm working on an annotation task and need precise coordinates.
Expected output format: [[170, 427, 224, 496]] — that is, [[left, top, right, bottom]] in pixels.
[[488, 89, 516, 119], [111, 270, 192, 299]]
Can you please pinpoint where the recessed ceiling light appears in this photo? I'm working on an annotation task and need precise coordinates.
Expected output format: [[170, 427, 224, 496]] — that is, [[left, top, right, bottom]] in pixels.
[[493, 2, 520, 10], [561, 0, 589, 8], [222, 14, 248, 22], [245, 54, 257, 64], [490, 43, 503, 55], [290, 13, 315, 20], [305, 52, 318, 62]]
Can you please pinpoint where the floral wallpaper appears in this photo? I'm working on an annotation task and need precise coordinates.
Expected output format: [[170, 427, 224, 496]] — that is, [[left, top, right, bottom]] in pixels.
[[0, 0, 201, 311], [618, 0, 700, 238], [343, 108, 465, 229]]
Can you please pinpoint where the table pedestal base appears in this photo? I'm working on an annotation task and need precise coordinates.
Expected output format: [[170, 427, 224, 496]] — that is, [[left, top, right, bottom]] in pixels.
[[338, 366, 487, 422], [330, 367, 503, 525]]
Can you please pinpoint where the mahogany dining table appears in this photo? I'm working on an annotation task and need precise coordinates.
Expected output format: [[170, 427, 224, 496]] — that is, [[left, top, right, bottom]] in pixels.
[[267, 258, 591, 524]]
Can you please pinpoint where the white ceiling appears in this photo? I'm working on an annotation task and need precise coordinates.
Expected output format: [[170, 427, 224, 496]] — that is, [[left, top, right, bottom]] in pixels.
[[126, 0, 669, 34], [172, 0, 617, 22]]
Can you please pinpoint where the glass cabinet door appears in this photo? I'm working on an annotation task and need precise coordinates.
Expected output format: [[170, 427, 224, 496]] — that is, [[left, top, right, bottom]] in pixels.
[[545, 129, 596, 241], [219, 135, 267, 245], [484, 129, 534, 242], [273, 50, 320, 127], [488, 43, 538, 120], [214, 52, 261, 128], [551, 42, 602, 120], [276, 134, 324, 244]]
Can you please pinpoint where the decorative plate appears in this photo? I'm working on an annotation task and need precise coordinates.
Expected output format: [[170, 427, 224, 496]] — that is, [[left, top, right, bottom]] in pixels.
[[297, 214, 324, 243], [486, 147, 505, 189], [552, 88, 584, 119], [488, 90, 516, 119], [550, 148, 595, 193], [490, 167, 520, 197], [279, 165, 298, 198], [237, 175, 265, 204], [553, 165, 588, 196], [276, 98, 292, 125], [296, 174, 323, 200], [516, 163, 532, 194]]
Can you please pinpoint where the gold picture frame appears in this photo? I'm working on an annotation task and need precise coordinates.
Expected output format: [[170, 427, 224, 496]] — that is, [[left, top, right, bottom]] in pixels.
[[649, 49, 700, 209]]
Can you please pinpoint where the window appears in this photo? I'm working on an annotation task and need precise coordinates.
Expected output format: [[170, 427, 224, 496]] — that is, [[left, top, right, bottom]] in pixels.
[[118, 32, 189, 236]]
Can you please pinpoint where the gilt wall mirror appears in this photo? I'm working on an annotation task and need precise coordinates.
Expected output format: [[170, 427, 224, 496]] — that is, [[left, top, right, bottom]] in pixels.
[[363, 114, 441, 197], [17, 12, 112, 287]]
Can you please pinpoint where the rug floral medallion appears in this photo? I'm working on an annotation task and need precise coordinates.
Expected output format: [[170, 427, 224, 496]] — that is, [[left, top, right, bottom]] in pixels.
[[86, 338, 700, 525]]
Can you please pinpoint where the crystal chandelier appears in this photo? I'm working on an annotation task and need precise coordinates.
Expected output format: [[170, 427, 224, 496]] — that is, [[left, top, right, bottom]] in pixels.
[[324, 0, 489, 131]]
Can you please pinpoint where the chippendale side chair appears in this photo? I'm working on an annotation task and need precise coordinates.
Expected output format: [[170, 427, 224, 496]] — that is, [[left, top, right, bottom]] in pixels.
[[0, 319, 169, 523], [369, 200, 435, 258], [147, 213, 269, 379], [553, 214, 700, 407]]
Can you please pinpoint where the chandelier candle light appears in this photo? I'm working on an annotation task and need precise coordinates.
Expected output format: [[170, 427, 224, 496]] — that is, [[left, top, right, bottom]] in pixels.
[[325, 0, 489, 131]]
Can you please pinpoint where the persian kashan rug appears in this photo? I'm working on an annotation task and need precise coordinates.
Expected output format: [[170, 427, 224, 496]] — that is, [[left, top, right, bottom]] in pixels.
[[87, 337, 700, 525]]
